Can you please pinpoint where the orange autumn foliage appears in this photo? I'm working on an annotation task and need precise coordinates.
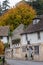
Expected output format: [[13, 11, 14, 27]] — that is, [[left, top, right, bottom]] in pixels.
[[0, 1, 36, 31], [0, 41, 4, 55]]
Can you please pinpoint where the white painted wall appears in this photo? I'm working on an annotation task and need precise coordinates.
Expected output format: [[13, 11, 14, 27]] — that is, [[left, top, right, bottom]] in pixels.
[[27, 33, 41, 44], [21, 31, 43, 45], [21, 35, 27, 45], [1, 37, 8, 43]]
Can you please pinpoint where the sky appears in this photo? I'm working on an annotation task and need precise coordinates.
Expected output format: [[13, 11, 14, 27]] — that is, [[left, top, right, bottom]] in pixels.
[[0, 0, 21, 7]]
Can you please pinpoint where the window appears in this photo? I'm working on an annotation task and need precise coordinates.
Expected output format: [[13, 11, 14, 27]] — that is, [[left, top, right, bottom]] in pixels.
[[34, 46, 39, 54], [37, 32, 40, 39], [33, 19, 40, 25], [12, 39, 20, 45], [27, 41, 30, 44]]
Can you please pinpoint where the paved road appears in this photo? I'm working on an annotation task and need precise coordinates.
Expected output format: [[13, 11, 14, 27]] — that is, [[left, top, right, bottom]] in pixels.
[[6, 59, 43, 65]]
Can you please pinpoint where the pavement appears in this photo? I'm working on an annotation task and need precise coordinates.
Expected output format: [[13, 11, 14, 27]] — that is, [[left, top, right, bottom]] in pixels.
[[5, 59, 43, 65]]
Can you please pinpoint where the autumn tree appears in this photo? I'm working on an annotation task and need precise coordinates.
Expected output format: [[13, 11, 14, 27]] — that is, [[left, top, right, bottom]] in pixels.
[[0, 2, 36, 31], [0, 41, 4, 55]]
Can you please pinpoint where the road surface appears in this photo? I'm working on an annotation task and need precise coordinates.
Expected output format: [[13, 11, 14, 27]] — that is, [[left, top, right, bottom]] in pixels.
[[6, 59, 43, 65]]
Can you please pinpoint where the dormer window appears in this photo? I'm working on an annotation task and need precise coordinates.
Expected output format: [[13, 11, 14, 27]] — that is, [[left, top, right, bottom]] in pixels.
[[33, 18, 40, 25]]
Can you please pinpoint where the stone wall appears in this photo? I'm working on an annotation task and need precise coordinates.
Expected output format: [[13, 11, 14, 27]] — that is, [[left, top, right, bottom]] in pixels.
[[5, 44, 43, 61], [5, 48, 12, 59], [5, 47, 23, 59], [33, 43, 43, 61], [13, 47, 22, 59], [26, 43, 43, 61]]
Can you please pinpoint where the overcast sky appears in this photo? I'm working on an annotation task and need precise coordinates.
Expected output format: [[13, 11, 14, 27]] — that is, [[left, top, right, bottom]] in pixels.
[[0, 0, 21, 7]]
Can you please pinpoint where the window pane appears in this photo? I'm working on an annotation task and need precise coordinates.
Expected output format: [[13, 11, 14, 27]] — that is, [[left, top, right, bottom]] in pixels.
[[27, 41, 30, 44], [34, 46, 39, 54]]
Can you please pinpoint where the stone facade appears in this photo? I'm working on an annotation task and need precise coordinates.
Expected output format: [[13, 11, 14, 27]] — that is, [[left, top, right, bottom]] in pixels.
[[13, 47, 22, 59], [5, 49, 12, 59], [5, 47, 22, 59], [5, 43, 43, 61], [5, 46, 27, 60], [33, 43, 43, 61], [26, 43, 43, 61]]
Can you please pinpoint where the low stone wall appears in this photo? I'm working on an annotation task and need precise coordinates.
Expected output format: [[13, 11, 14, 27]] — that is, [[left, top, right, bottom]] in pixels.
[[5, 46, 27, 60], [5, 47, 23, 59], [5, 48, 12, 59]]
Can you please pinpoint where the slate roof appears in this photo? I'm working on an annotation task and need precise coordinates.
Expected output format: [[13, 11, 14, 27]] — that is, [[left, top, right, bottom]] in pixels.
[[0, 26, 9, 36], [21, 15, 43, 34]]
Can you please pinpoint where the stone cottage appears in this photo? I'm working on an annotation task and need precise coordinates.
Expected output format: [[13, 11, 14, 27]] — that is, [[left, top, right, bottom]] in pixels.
[[10, 24, 24, 59], [21, 15, 43, 61]]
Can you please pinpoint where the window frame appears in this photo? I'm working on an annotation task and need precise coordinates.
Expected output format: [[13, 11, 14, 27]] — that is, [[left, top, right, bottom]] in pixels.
[[33, 19, 40, 25], [34, 45, 39, 55]]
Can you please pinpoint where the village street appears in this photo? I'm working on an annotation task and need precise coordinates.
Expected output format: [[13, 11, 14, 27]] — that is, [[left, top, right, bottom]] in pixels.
[[6, 59, 43, 65]]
